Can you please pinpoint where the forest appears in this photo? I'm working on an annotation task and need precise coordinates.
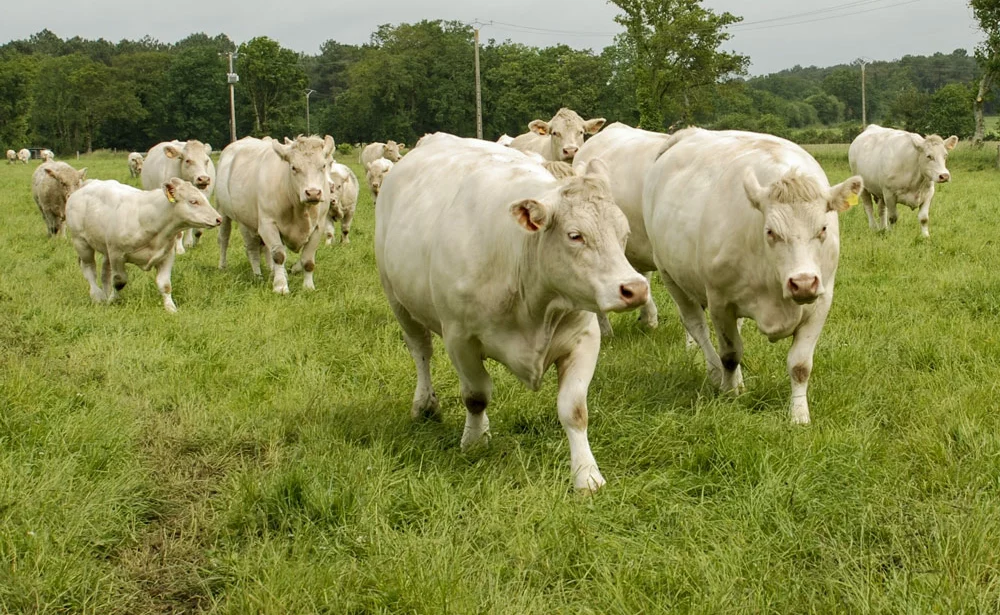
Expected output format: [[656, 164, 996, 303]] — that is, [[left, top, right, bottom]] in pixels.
[[0, 21, 991, 154]]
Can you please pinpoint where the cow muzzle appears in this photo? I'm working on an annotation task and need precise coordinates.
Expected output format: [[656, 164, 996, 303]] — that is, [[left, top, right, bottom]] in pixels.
[[195, 176, 211, 189], [303, 188, 323, 203], [561, 146, 578, 160], [936, 172, 951, 183], [604, 277, 650, 312], [786, 273, 822, 304]]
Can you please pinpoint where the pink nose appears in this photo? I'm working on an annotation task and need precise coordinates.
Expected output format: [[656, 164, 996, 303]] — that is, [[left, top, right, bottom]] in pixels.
[[562, 146, 578, 159], [938, 173, 950, 182], [195, 176, 211, 187], [619, 280, 650, 308], [214, 217, 222, 226], [304, 188, 322, 201], [787, 274, 820, 302]]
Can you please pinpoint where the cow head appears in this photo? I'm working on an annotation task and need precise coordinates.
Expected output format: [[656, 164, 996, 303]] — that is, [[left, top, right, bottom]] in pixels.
[[744, 170, 862, 305], [162, 177, 222, 229], [131, 155, 144, 174], [913, 133, 958, 184], [327, 166, 352, 221], [45, 164, 87, 201], [384, 140, 402, 162], [510, 158, 648, 313], [271, 135, 335, 204], [366, 158, 393, 198], [164, 140, 213, 190], [528, 108, 606, 162]]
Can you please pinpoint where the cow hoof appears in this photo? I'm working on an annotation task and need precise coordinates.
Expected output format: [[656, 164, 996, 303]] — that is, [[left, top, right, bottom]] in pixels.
[[90, 290, 107, 303], [411, 395, 441, 421], [573, 465, 606, 492], [303, 281, 316, 291], [460, 428, 491, 452], [164, 303, 178, 314], [639, 313, 658, 328], [273, 285, 290, 295]]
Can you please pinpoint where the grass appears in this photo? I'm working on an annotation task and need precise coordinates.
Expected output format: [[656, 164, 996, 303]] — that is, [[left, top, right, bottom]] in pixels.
[[2, 145, 1000, 613]]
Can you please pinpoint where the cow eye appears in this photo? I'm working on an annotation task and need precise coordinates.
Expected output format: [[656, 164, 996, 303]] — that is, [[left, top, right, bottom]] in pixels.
[[291, 166, 300, 173], [818, 225, 827, 240], [189, 199, 199, 206], [926, 154, 933, 160], [568, 231, 584, 243]]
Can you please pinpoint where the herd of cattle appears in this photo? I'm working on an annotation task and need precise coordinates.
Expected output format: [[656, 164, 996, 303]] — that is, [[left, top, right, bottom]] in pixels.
[[7, 108, 959, 490]]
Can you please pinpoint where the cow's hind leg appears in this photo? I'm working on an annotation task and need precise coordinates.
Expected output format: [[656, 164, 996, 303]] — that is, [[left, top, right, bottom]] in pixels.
[[661, 273, 724, 387], [445, 334, 493, 451], [341, 207, 354, 244], [237, 224, 263, 277], [390, 299, 439, 421], [861, 188, 878, 230], [76, 243, 106, 303], [637, 272, 659, 328], [155, 252, 178, 313], [218, 216, 232, 269]]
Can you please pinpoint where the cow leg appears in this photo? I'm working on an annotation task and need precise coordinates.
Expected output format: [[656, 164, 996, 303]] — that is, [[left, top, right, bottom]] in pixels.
[[445, 336, 493, 451], [596, 312, 613, 338], [155, 252, 178, 313], [297, 224, 324, 291], [218, 216, 232, 269], [101, 256, 112, 300], [662, 274, 723, 386], [174, 232, 186, 255], [324, 219, 336, 245], [709, 304, 744, 394], [108, 253, 128, 302], [881, 192, 897, 230], [237, 224, 263, 277], [76, 245, 106, 303], [555, 318, 605, 491], [917, 193, 933, 238], [390, 300, 439, 420], [258, 221, 289, 294], [341, 207, 354, 244], [786, 297, 832, 425], [183, 229, 197, 249], [860, 188, 878, 230]]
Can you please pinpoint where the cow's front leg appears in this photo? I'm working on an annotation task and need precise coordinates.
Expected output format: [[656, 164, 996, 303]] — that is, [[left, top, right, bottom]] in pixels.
[[709, 303, 744, 394], [173, 232, 186, 255], [340, 207, 354, 244], [555, 318, 605, 491], [298, 224, 324, 291], [445, 335, 493, 451], [882, 192, 898, 230], [258, 220, 289, 294], [663, 275, 723, 385], [786, 297, 832, 425], [154, 252, 178, 313], [596, 312, 613, 338], [108, 252, 129, 302], [917, 191, 934, 238]]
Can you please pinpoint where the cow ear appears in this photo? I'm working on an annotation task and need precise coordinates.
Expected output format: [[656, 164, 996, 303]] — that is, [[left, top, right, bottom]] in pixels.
[[510, 199, 549, 232], [284, 137, 294, 145], [271, 138, 291, 160], [204, 144, 212, 155], [323, 135, 336, 157], [742, 170, 768, 211], [163, 145, 181, 159], [78, 168, 87, 180], [945, 135, 959, 151], [44, 167, 56, 178], [827, 176, 864, 213], [529, 120, 550, 136], [398, 143, 406, 150], [909, 133, 925, 149], [162, 178, 182, 203], [584, 118, 607, 135], [583, 158, 609, 181]]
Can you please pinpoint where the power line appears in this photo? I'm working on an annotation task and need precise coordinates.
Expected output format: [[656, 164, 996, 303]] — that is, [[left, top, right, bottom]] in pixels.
[[733, 0, 927, 32], [733, 0, 896, 27]]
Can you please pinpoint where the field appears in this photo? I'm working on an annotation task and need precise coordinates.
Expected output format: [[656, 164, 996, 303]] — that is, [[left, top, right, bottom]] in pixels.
[[2, 144, 1000, 614]]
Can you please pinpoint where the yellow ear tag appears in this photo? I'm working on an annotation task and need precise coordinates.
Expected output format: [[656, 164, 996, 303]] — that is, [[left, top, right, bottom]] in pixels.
[[167, 194, 176, 203], [846, 193, 859, 208]]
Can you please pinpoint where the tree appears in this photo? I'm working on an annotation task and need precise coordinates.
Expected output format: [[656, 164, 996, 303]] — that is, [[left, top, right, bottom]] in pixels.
[[610, 0, 748, 129], [805, 93, 844, 125], [0, 54, 38, 146], [237, 36, 307, 135], [970, 0, 1000, 146], [925, 83, 975, 138]]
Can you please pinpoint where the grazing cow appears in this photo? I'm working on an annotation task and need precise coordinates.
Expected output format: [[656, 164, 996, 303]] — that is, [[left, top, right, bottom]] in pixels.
[[644, 128, 862, 425], [6, 150, 15, 164], [17, 148, 30, 164], [508, 108, 606, 162], [66, 178, 222, 312], [216, 135, 334, 294], [141, 140, 215, 253], [849, 124, 957, 238], [325, 162, 360, 245], [128, 152, 144, 178], [574, 122, 672, 337], [365, 158, 393, 198], [496, 134, 514, 147], [40, 149, 54, 162], [31, 161, 87, 237], [376, 132, 649, 491], [360, 140, 403, 168]]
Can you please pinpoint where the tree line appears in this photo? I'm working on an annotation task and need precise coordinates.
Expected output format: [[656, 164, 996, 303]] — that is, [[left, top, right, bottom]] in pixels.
[[0, 11, 995, 154]]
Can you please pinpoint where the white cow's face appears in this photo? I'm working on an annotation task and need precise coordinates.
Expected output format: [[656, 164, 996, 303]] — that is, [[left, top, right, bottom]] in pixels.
[[914, 134, 958, 184], [529, 108, 606, 162], [165, 141, 213, 190], [384, 141, 402, 162], [511, 159, 648, 313], [744, 171, 862, 305], [47, 165, 87, 201], [162, 178, 223, 229], [272, 135, 335, 204], [367, 160, 393, 198]]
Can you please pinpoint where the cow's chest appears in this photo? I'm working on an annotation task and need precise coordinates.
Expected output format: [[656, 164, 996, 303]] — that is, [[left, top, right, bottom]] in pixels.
[[126, 239, 173, 270], [276, 207, 321, 251], [747, 298, 805, 342]]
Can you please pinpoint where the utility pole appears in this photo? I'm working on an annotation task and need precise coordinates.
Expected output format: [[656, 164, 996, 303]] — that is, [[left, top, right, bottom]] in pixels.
[[225, 52, 239, 143], [856, 57, 870, 128], [473, 21, 484, 139], [305, 89, 316, 134]]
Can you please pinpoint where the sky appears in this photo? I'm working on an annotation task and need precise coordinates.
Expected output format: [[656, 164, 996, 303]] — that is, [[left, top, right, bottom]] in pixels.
[[0, 0, 982, 75]]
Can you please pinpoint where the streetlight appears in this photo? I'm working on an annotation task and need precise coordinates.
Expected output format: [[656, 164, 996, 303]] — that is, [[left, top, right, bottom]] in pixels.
[[305, 89, 316, 134]]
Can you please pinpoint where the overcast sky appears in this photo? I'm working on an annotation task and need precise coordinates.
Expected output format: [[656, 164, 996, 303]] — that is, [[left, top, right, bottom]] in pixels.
[[0, 0, 981, 75]]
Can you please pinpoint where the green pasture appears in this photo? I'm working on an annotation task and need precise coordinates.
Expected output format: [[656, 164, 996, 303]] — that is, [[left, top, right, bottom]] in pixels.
[[2, 145, 1000, 613]]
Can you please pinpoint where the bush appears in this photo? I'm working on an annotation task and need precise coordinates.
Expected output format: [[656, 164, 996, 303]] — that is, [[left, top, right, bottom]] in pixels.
[[336, 142, 353, 156]]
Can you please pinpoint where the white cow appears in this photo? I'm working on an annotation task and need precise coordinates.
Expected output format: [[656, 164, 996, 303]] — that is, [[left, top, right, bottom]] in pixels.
[[849, 124, 957, 238], [141, 140, 215, 253], [31, 161, 87, 237], [496, 134, 514, 147], [40, 149, 54, 162], [66, 178, 222, 312], [127, 152, 144, 178], [6, 150, 15, 164], [216, 135, 334, 294], [325, 162, 360, 245], [574, 122, 672, 337], [365, 158, 393, 198], [644, 128, 862, 425], [376, 132, 649, 491], [360, 141, 403, 168], [17, 148, 30, 164], [508, 108, 606, 162]]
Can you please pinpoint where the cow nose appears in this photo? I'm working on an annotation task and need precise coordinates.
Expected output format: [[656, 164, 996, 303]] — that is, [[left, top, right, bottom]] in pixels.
[[938, 172, 950, 182], [787, 274, 820, 302], [562, 146, 578, 159], [214, 217, 222, 226], [195, 175, 211, 187], [619, 279, 650, 308], [304, 188, 322, 201]]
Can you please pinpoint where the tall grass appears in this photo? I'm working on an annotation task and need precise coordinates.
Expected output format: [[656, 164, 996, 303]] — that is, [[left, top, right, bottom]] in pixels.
[[2, 146, 1000, 613]]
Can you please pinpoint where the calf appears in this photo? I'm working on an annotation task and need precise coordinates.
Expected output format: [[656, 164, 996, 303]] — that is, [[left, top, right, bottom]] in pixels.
[[644, 128, 862, 424], [65, 178, 222, 312], [360, 140, 403, 168], [325, 162, 360, 245], [508, 108, 606, 162], [17, 148, 30, 164], [377, 132, 648, 491], [366, 158, 393, 198], [128, 152, 144, 178], [6, 150, 15, 164], [31, 161, 87, 237], [849, 124, 957, 237], [142, 140, 215, 253], [40, 149, 54, 162]]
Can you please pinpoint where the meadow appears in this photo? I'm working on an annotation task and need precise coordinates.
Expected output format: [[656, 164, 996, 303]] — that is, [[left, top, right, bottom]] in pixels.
[[2, 144, 1000, 614]]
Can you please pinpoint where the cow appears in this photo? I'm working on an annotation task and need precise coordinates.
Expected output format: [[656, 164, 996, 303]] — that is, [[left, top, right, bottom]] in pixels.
[[5, 150, 15, 164], [325, 162, 359, 245], [128, 152, 144, 178], [365, 158, 393, 198], [848, 124, 957, 238], [643, 128, 863, 425], [508, 108, 606, 162], [31, 161, 87, 237], [574, 122, 672, 337], [360, 140, 403, 168], [141, 140, 215, 253], [65, 178, 222, 312], [496, 134, 514, 147], [17, 148, 30, 164], [40, 149, 54, 162], [216, 135, 334, 294], [376, 132, 649, 491]]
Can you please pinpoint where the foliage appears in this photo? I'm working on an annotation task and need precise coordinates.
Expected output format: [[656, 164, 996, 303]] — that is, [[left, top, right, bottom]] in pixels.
[[237, 37, 308, 136], [926, 83, 976, 137]]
